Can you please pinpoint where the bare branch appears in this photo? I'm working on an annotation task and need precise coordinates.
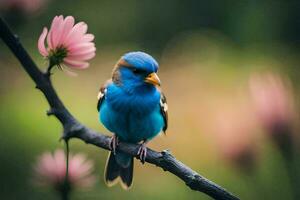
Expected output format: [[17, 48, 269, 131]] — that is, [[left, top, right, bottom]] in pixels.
[[0, 17, 239, 200]]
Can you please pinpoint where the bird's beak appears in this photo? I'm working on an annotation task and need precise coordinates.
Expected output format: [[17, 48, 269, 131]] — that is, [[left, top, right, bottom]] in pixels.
[[145, 72, 161, 86]]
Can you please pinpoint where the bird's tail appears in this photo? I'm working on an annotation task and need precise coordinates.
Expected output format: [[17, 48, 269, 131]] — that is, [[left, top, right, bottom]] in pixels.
[[104, 151, 133, 189]]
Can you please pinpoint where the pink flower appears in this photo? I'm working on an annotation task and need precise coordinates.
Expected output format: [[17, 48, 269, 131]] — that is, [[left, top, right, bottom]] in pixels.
[[0, 0, 47, 13], [33, 150, 95, 189], [249, 72, 295, 130], [38, 15, 96, 69], [249, 72, 296, 156]]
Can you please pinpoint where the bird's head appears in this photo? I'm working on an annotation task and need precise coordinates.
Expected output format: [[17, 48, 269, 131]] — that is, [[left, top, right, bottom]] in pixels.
[[112, 51, 160, 93]]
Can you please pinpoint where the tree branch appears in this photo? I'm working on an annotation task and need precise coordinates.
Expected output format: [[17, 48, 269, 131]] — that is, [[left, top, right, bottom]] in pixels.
[[0, 17, 239, 200]]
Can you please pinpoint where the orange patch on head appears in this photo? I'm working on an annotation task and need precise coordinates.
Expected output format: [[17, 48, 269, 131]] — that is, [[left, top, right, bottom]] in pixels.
[[116, 59, 132, 68]]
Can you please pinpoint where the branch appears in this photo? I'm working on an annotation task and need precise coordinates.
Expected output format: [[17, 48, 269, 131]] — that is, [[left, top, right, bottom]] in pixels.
[[0, 17, 239, 200]]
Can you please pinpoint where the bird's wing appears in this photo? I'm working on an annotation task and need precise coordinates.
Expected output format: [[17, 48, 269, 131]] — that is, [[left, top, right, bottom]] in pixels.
[[97, 80, 111, 112], [160, 92, 168, 134]]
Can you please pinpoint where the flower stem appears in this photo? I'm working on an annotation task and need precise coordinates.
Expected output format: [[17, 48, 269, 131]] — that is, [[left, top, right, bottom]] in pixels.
[[60, 189, 70, 200], [65, 139, 69, 182], [60, 139, 70, 200], [46, 60, 56, 77]]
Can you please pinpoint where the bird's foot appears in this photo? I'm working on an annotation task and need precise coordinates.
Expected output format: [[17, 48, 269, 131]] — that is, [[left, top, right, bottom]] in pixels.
[[137, 141, 148, 164], [110, 135, 119, 155]]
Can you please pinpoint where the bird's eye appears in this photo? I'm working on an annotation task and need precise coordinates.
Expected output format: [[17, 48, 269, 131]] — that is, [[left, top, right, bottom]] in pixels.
[[131, 68, 143, 75]]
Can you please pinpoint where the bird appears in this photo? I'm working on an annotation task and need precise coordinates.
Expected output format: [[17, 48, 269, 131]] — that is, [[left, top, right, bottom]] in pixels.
[[97, 51, 168, 189]]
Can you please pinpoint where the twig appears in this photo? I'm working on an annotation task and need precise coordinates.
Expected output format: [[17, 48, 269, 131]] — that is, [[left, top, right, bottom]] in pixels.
[[0, 17, 239, 200]]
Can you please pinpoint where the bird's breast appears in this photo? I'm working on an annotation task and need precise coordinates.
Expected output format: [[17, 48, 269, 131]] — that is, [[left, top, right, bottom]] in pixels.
[[99, 84, 164, 143], [106, 84, 160, 115]]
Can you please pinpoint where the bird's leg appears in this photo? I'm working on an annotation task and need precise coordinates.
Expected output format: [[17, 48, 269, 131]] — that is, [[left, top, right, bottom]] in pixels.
[[137, 139, 148, 164], [109, 134, 119, 155]]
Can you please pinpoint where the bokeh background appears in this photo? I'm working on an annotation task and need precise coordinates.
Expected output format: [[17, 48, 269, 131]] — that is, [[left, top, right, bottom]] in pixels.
[[1, 0, 300, 199]]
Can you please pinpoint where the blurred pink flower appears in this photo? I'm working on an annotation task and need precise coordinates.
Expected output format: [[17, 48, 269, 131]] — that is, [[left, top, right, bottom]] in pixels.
[[249, 72, 295, 130], [249, 72, 296, 156], [33, 149, 95, 189], [0, 0, 47, 13], [38, 15, 96, 69]]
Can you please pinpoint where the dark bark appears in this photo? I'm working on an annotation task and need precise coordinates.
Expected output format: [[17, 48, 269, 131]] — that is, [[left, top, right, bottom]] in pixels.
[[0, 17, 239, 200]]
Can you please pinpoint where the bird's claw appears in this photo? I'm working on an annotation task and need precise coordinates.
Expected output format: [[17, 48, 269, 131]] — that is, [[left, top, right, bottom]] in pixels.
[[110, 135, 118, 155], [137, 143, 147, 164]]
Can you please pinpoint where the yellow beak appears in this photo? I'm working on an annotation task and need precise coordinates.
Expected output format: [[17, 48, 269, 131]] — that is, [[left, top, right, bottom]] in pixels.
[[145, 72, 161, 86]]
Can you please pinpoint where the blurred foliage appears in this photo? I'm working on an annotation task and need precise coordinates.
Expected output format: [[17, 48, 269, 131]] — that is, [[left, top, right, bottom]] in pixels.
[[1, 0, 300, 200], [1, 0, 300, 53]]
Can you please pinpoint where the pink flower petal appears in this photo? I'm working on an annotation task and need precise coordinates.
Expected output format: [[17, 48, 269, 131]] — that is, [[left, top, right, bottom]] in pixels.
[[72, 22, 88, 36], [63, 58, 89, 69], [64, 22, 88, 46], [51, 16, 64, 48], [68, 46, 96, 56], [38, 27, 48, 56], [54, 150, 66, 179], [67, 52, 95, 61], [47, 16, 59, 49], [82, 34, 94, 42], [59, 16, 75, 46], [68, 42, 95, 52]]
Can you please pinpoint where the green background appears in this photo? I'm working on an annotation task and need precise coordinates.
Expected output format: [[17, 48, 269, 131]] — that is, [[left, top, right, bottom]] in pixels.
[[1, 0, 300, 199]]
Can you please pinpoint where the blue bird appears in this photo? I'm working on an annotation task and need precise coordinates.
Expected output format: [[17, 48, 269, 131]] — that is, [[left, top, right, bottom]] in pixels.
[[97, 51, 168, 189]]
